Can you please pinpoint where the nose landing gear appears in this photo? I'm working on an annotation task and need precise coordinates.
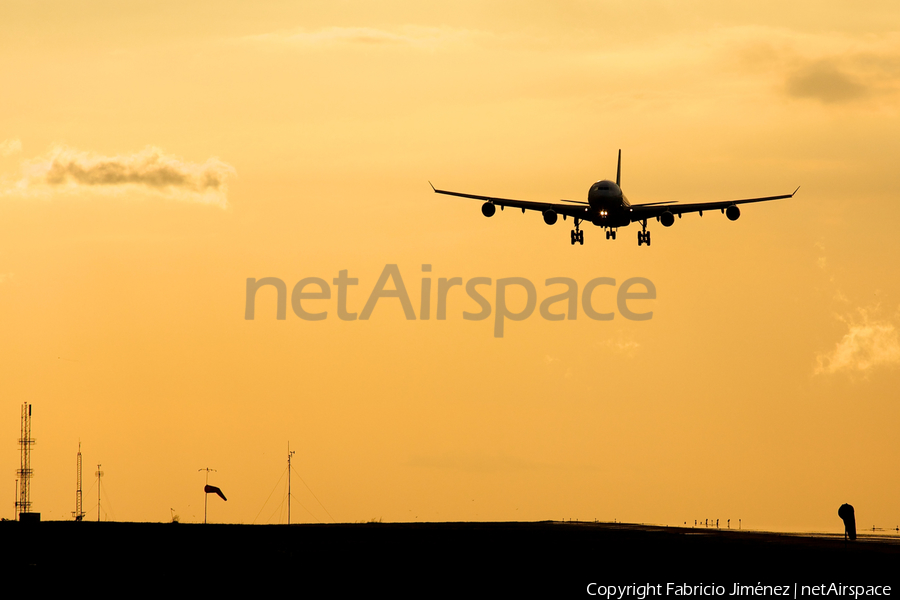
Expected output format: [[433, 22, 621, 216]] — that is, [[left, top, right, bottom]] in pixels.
[[606, 229, 617, 240]]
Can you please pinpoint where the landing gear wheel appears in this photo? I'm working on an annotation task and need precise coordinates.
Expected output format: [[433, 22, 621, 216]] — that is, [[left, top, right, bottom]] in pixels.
[[578, 231, 584, 245], [571, 229, 584, 245], [637, 230, 651, 246]]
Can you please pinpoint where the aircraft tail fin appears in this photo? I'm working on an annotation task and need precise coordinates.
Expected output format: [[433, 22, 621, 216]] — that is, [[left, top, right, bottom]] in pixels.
[[616, 149, 621, 187]]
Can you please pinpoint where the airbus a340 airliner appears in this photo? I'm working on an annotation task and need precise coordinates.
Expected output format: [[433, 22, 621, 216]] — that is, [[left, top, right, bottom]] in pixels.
[[431, 151, 799, 246]]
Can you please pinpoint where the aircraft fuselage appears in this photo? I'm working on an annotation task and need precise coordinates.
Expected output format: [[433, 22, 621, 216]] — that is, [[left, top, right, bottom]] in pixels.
[[587, 179, 632, 228]]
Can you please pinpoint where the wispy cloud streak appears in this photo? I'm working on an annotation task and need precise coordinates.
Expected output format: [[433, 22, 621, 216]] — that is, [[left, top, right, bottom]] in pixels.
[[9, 145, 235, 206], [241, 25, 471, 49]]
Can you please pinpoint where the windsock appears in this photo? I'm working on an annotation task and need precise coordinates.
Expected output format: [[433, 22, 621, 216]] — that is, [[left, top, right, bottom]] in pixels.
[[204, 485, 227, 501]]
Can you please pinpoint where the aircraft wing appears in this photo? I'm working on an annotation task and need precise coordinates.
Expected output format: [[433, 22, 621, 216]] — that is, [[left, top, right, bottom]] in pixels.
[[430, 183, 591, 219], [628, 187, 800, 222]]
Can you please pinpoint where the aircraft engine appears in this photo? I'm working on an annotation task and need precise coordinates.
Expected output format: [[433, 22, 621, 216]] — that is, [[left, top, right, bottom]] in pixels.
[[542, 209, 558, 225], [726, 205, 740, 221], [660, 211, 675, 227], [482, 202, 496, 217]]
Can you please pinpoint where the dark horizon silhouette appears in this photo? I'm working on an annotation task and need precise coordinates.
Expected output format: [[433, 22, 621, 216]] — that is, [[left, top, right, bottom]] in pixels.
[[2, 519, 896, 592]]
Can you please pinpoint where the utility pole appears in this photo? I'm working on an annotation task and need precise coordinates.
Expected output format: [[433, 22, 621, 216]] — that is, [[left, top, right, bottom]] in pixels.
[[287, 443, 296, 525], [199, 467, 216, 524], [95, 464, 103, 522]]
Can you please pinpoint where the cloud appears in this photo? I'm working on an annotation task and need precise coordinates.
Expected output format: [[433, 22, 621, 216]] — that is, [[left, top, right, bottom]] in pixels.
[[692, 26, 900, 106], [786, 59, 869, 103], [0, 138, 22, 157], [815, 309, 900, 376], [813, 246, 899, 377], [9, 145, 235, 206], [597, 337, 641, 358], [766, 32, 900, 104], [241, 25, 470, 49], [231, 24, 900, 112]]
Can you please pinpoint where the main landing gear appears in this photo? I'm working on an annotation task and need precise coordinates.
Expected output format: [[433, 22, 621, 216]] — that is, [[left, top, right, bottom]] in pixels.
[[570, 219, 584, 245], [637, 220, 651, 246]]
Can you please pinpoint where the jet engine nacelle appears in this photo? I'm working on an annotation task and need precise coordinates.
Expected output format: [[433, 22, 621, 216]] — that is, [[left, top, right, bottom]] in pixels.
[[726, 205, 740, 221], [542, 209, 558, 225], [660, 211, 675, 227], [482, 202, 496, 217]]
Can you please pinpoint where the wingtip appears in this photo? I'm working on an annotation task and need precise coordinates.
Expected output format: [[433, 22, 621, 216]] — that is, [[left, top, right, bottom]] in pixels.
[[792, 185, 800, 197], [429, 181, 436, 192]]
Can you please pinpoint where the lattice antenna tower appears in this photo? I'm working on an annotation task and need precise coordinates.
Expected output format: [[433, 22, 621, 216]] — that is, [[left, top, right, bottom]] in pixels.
[[16, 403, 35, 519], [73, 442, 84, 521]]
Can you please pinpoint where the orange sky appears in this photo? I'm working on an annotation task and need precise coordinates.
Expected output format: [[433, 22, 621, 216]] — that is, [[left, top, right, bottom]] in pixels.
[[1, 1, 898, 530]]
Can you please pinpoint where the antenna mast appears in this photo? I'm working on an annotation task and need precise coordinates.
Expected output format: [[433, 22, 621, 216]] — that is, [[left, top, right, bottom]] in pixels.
[[73, 442, 84, 521], [95, 464, 104, 522], [287, 443, 296, 525], [16, 403, 35, 520]]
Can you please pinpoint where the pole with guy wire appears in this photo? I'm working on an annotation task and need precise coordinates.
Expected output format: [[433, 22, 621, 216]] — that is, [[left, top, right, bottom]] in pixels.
[[287, 443, 296, 525], [251, 442, 335, 525], [199, 467, 216, 524], [95, 464, 103, 522]]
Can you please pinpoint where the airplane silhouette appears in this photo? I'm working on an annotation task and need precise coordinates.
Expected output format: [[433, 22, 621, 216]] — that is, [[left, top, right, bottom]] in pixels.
[[431, 150, 799, 246]]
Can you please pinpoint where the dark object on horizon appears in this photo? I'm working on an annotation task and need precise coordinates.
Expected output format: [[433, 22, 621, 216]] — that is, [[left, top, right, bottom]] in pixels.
[[205, 485, 227, 501], [18, 512, 40, 523], [838, 504, 856, 540]]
